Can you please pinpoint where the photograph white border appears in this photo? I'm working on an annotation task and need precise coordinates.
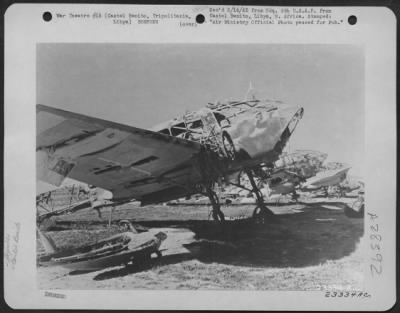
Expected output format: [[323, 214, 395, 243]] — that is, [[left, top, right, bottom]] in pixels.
[[4, 4, 396, 310]]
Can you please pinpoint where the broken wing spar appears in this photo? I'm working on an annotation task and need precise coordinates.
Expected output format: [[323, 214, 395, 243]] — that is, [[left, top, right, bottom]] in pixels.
[[37, 104, 204, 203]]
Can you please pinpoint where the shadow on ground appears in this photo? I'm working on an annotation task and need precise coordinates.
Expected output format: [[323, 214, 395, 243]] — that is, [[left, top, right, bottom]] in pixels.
[[46, 202, 364, 280], [92, 252, 194, 281], [184, 206, 363, 268]]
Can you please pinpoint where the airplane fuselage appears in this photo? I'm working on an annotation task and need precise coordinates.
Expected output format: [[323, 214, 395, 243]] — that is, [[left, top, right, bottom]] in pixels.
[[152, 100, 304, 176]]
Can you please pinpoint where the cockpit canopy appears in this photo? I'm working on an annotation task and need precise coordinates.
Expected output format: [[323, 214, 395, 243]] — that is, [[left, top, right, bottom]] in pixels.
[[157, 111, 229, 138]]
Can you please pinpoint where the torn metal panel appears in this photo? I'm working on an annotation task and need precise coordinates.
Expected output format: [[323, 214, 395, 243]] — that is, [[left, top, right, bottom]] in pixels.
[[275, 150, 329, 178]]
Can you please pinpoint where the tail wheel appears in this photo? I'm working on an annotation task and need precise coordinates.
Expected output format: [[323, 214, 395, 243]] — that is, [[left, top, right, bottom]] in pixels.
[[222, 131, 236, 160]]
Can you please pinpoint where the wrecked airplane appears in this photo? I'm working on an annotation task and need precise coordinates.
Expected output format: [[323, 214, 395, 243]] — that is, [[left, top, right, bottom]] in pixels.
[[37, 96, 304, 223]]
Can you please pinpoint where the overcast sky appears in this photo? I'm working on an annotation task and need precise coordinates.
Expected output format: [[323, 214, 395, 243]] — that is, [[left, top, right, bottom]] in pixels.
[[37, 43, 364, 176]]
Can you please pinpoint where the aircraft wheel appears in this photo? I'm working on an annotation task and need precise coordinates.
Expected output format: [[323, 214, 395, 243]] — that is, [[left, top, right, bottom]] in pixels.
[[222, 131, 236, 160], [252, 206, 268, 224]]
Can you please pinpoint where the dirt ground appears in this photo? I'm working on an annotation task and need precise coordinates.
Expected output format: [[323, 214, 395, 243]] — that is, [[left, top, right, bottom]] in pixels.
[[37, 199, 364, 290]]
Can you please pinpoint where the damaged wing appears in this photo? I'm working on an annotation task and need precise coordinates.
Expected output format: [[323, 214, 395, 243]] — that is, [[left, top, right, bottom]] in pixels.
[[37, 104, 203, 204]]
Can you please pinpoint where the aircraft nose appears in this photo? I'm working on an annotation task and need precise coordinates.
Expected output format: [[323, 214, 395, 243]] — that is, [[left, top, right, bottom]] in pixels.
[[268, 105, 304, 157], [277, 106, 304, 134], [278, 106, 304, 121]]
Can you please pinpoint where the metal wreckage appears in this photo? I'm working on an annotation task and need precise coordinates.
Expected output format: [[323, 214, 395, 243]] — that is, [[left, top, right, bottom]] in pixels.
[[37, 97, 304, 222], [148, 99, 304, 220], [36, 95, 361, 271]]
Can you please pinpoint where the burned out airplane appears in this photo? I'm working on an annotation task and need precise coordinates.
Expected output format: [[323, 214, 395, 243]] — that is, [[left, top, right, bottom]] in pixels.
[[263, 150, 328, 201], [37, 97, 304, 222], [258, 151, 354, 200], [300, 163, 352, 197]]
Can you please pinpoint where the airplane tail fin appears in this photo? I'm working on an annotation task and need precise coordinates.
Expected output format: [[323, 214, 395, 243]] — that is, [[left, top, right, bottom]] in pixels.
[[244, 81, 258, 100]]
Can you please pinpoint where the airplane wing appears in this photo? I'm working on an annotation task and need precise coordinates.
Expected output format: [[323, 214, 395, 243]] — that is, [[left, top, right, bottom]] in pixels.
[[37, 105, 203, 204], [302, 166, 351, 189]]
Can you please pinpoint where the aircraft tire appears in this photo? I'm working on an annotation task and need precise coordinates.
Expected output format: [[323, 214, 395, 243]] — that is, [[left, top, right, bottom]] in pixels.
[[252, 206, 267, 224]]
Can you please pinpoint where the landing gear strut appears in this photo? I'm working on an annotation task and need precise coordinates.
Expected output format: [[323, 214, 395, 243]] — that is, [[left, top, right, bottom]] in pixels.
[[291, 190, 299, 203], [205, 184, 225, 222], [245, 170, 275, 223], [94, 207, 102, 219]]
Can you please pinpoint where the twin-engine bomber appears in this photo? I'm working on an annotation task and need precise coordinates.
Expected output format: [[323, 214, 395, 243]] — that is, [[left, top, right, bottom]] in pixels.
[[37, 97, 304, 222]]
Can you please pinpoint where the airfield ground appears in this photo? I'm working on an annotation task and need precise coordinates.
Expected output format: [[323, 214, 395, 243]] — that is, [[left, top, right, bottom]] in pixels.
[[37, 198, 364, 290]]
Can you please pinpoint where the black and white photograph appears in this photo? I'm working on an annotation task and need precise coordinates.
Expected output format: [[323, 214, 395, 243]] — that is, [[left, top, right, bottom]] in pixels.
[[36, 43, 366, 290], [4, 4, 396, 310]]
